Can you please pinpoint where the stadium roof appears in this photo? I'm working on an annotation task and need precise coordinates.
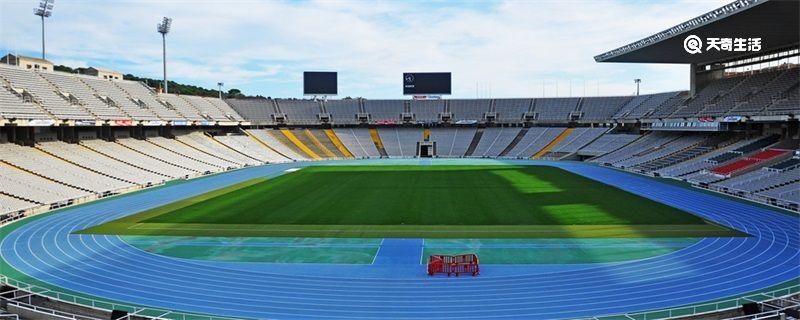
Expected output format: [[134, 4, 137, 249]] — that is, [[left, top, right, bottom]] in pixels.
[[594, 0, 800, 65]]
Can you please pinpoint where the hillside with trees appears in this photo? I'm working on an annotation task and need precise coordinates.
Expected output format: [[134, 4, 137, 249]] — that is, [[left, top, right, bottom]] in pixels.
[[53, 65, 256, 98]]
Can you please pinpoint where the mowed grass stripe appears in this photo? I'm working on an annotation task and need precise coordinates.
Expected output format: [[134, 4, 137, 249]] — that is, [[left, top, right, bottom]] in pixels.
[[78, 165, 745, 238], [111, 177, 269, 223]]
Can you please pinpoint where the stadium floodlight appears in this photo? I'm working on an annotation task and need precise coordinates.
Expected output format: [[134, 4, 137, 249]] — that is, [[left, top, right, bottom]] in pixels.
[[217, 82, 224, 99], [634, 78, 642, 96], [157, 17, 172, 93], [33, 0, 54, 60]]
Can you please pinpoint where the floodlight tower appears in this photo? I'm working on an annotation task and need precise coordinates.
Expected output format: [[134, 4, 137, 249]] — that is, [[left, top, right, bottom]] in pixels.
[[217, 82, 224, 99], [33, 0, 55, 60], [157, 17, 172, 93], [634, 78, 641, 96]]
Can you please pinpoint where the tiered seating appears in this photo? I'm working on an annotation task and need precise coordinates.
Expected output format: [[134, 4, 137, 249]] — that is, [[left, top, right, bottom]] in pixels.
[[449, 100, 490, 122], [764, 85, 799, 115], [39, 71, 129, 120], [633, 135, 731, 172], [37, 141, 167, 186], [654, 138, 753, 178], [547, 127, 607, 155], [505, 127, 565, 158], [147, 136, 237, 169], [727, 68, 798, 116], [298, 129, 340, 158], [707, 152, 740, 164], [182, 95, 237, 122], [333, 128, 380, 158], [378, 128, 420, 157], [0, 193, 37, 215], [612, 135, 705, 169], [708, 135, 781, 164], [611, 95, 651, 119], [246, 129, 307, 160], [429, 127, 476, 157], [671, 76, 744, 118], [80, 76, 159, 120], [226, 98, 275, 123], [0, 163, 89, 206], [214, 135, 289, 163], [578, 133, 639, 157], [82, 139, 196, 178], [175, 132, 261, 166], [158, 94, 205, 121], [270, 129, 315, 159], [578, 97, 629, 121], [287, 129, 330, 158], [114, 81, 183, 120], [470, 127, 522, 157], [684, 170, 727, 185], [534, 98, 579, 121], [768, 157, 800, 171], [205, 97, 244, 121], [364, 100, 403, 123], [410, 100, 443, 122], [117, 138, 220, 173], [647, 92, 688, 118], [0, 66, 93, 120], [276, 100, 320, 125], [714, 167, 799, 193], [430, 128, 454, 156], [494, 99, 530, 123], [699, 70, 781, 116], [325, 99, 360, 124], [758, 182, 800, 206], [591, 133, 678, 165], [617, 92, 683, 120], [449, 128, 476, 156], [0, 83, 50, 120], [313, 129, 349, 158], [711, 148, 789, 176], [0, 143, 132, 194]]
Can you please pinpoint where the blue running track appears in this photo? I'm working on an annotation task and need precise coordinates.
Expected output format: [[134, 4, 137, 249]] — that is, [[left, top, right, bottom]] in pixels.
[[1, 159, 798, 319]]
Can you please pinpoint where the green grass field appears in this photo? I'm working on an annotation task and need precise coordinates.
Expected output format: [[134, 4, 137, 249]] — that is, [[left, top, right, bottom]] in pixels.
[[79, 165, 744, 238]]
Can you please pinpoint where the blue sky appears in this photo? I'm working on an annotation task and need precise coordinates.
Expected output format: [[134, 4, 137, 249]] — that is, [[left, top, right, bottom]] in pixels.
[[0, 0, 729, 99]]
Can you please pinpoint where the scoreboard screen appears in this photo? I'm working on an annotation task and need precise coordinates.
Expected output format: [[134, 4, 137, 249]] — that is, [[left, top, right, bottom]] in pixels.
[[304, 71, 337, 95], [403, 72, 451, 95]]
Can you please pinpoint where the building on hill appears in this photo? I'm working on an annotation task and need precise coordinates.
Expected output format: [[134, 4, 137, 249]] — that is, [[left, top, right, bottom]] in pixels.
[[0, 54, 54, 71], [84, 67, 123, 80]]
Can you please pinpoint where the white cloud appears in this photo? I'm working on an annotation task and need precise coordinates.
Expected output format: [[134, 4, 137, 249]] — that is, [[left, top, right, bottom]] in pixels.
[[0, 0, 729, 98]]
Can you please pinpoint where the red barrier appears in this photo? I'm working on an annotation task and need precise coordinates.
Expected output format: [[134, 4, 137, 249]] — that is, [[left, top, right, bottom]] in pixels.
[[427, 254, 480, 277], [712, 149, 790, 175]]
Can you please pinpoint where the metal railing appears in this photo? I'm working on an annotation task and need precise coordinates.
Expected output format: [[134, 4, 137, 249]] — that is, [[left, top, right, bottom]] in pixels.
[[2, 273, 796, 320], [0, 276, 244, 320], [580, 284, 799, 320]]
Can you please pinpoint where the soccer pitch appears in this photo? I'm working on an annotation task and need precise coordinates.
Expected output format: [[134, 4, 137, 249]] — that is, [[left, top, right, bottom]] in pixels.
[[80, 165, 743, 238]]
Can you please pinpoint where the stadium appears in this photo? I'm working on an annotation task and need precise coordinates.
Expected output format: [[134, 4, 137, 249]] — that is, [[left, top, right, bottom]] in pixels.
[[0, 0, 798, 319]]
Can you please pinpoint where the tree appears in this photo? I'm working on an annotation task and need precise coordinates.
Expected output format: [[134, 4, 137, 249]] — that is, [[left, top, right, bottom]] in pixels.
[[227, 88, 245, 98]]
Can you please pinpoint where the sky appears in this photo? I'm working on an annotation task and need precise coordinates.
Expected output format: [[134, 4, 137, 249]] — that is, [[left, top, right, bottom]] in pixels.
[[0, 0, 730, 99]]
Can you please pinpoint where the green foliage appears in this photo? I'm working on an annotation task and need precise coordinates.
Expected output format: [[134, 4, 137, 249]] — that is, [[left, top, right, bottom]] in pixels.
[[52, 64, 255, 98]]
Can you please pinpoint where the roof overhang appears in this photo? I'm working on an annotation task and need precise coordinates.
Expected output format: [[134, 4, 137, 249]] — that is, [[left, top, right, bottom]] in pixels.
[[594, 0, 799, 65]]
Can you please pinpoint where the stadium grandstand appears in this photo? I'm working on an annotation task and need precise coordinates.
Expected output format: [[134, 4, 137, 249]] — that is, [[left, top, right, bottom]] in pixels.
[[0, 0, 798, 320]]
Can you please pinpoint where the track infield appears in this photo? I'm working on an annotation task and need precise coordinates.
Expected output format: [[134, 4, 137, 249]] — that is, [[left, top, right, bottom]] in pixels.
[[78, 165, 745, 238]]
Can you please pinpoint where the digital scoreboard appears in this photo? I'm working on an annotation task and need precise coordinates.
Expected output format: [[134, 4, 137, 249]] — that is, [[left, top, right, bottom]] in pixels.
[[403, 72, 451, 95], [303, 71, 337, 95]]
